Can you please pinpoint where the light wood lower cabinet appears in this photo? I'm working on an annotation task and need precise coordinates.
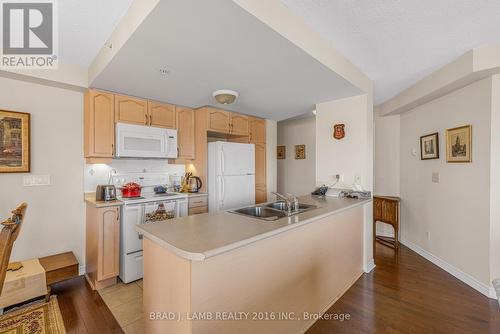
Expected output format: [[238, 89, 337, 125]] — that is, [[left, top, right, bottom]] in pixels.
[[188, 195, 208, 215], [256, 186, 267, 204], [84, 90, 115, 162], [253, 137, 267, 204], [85, 204, 120, 290]]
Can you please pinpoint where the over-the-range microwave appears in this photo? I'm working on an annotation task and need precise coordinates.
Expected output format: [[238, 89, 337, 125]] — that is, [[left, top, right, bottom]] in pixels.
[[115, 123, 178, 159]]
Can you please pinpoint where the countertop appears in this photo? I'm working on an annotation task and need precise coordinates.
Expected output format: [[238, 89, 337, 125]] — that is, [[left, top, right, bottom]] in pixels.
[[84, 192, 207, 207], [184, 192, 208, 198], [136, 195, 371, 261], [84, 193, 123, 208]]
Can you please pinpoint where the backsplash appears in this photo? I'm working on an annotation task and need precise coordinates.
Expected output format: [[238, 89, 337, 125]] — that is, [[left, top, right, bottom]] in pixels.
[[84, 159, 185, 192]]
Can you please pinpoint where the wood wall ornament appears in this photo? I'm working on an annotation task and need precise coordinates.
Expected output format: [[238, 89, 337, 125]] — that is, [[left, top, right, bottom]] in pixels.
[[333, 123, 345, 140], [277, 146, 286, 159], [0, 110, 30, 173], [295, 145, 305, 159]]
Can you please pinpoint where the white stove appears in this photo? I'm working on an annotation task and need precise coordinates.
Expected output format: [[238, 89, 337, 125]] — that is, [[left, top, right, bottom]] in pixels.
[[113, 172, 188, 283]]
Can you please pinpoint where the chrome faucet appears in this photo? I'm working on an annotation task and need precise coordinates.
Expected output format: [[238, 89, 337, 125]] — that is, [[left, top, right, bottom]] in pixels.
[[272, 192, 299, 212]]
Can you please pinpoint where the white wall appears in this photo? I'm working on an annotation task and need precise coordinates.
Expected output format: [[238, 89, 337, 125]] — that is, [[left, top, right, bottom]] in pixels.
[[374, 111, 400, 196], [0, 76, 85, 265], [276, 116, 316, 196], [266, 120, 278, 199], [316, 95, 371, 189], [490, 74, 500, 283], [316, 94, 374, 272], [400, 77, 492, 286]]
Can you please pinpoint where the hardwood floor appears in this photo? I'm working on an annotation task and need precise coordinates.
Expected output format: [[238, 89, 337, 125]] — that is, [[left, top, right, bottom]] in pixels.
[[306, 243, 500, 334], [51, 276, 123, 333], [51, 244, 500, 334]]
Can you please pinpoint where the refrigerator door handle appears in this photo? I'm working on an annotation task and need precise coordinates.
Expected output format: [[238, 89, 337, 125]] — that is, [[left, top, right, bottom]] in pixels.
[[221, 148, 225, 175], [220, 176, 225, 209]]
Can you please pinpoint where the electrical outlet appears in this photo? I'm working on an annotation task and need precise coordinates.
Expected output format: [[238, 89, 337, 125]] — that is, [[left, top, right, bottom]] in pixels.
[[432, 172, 440, 183], [426, 231, 431, 241], [23, 175, 51, 186]]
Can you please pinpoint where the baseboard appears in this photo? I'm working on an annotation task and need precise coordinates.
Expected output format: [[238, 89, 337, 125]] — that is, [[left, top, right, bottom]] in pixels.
[[400, 238, 496, 299], [492, 279, 500, 304], [364, 259, 376, 273]]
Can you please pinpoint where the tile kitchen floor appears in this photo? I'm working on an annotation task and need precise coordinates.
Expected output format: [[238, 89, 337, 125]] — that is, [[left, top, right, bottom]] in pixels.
[[99, 279, 144, 334]]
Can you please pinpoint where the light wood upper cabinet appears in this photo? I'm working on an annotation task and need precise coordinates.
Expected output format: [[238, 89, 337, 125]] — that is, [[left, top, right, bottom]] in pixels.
[[97, 207, 120, 281], [176, 107, 195, 159], [115, 94, 148, 125], [230, 114, 249, 135], [148, 101, 176, 128], [207, 108, 231, 133], [84, 90, 115, 159], [249, 117, 266, 143]]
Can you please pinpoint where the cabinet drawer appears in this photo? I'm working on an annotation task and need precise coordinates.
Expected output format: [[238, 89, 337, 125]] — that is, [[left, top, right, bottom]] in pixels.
[[189, 206, 208, 215], [189, 196, 208, 208]]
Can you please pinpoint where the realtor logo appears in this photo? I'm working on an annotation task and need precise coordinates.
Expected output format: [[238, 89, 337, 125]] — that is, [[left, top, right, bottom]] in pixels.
[[1, 0, 58, 69]]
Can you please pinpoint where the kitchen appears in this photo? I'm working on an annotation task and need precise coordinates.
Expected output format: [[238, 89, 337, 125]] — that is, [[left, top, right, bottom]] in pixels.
[[1, 0, 500, 333], [82, 87, 371, 333], [78, 0, 375, 332], [0, 0, 375, 333]]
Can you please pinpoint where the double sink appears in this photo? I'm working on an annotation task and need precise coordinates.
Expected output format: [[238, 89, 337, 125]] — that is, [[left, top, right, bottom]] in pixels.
[[230, 201, 317, 221]]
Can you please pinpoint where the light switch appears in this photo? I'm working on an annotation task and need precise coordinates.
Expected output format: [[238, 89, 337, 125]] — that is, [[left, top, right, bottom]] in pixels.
[[431, 172, 439, 183], [23, 175, 51, 186]]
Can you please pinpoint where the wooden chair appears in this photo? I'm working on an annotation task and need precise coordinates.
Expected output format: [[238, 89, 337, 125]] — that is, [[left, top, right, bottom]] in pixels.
[[0, 203, 27, 296]]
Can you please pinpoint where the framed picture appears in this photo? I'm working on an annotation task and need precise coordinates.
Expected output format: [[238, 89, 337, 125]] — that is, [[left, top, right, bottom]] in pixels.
[[446, 125, 471, 163], [295, 144, 305, 159], [0, 110, 30, 173], [277, 145, 286, 159], [420, 132, 439, 160]]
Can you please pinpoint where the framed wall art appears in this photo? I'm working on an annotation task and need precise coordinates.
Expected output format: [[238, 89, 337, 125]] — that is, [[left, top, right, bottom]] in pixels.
[[277, 145, 286, 159], [446, 125, 471, 163], [420, 132, 439, 160], [0, 110, 30, 173], [295, 144, 305, 159]]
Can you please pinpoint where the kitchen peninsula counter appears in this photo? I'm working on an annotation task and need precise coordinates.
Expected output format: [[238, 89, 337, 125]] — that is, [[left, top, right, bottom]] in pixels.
[[139, 195, 371, 334], [137, 195, 370, 261]]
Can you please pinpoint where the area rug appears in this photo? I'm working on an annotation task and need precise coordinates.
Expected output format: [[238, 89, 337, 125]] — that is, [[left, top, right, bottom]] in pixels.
[[0, 296, 66, 334]]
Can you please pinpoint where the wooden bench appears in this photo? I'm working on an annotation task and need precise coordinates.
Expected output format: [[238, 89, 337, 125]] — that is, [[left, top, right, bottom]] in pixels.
[[39, 252, 79, 300]]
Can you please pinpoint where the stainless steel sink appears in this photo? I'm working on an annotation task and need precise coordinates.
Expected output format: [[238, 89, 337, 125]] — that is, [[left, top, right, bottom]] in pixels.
[[231, 206, 286, 221], [266, 201, 317, 211], [230, 201, 317, 221]]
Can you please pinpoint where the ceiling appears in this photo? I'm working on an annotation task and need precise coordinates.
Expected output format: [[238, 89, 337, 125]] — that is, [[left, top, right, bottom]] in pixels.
[[281, 0, 500, 105], [90, 0, 362, 121], [59, 0, 133, 67]]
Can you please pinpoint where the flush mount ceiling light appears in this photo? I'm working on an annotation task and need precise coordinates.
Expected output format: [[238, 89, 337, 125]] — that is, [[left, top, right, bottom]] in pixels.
[[213, 89, 239, 105]]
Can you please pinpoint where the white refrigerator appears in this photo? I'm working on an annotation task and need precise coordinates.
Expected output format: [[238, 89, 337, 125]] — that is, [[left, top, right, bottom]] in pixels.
[[208, 142, 255, 212]]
